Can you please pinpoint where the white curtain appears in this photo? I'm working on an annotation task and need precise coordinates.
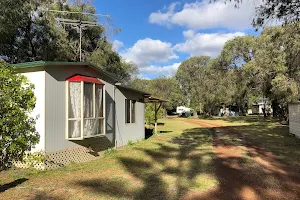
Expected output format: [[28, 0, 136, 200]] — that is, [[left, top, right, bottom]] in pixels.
[[95, 85, 103, 117], [69, 82, 81, 138], [83, 119, 99, 137], [83, 83, 103, 137], [84, 83, 93, 118], [69, 82, 104, 138], [84, 85, 103, 136], [83, 83, 94, 137], [96, 85, 103, 135]]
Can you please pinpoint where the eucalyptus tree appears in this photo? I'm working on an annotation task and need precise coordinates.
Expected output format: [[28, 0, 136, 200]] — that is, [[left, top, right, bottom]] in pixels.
[[175, 56, 235, 115], [130, 77, 185, 121], [131, 77, 185, 110], [243, 25, 300, 119], [176, 56, 211, 113], [253, 0, 300, 27], [221, 0, 300, 27], [0, 0, 137, 83], [216, 35, 258, 114]]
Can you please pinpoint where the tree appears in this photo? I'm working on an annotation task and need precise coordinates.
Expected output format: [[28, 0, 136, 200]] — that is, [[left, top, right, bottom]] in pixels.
[[176, 56, 216, 115], [176, 56, 236, 116], [253, 0, 300, 27], [217, 35, 258, 114], [0, 0, 137, 83], [218, 36, 257, 70], [130, 77, 185, 121], [222, 0, 300, 27], [0, 61, 39, 170], [88, 46, 138, 83], [131, 77, 185, 110], [243, 25, 300, 119]]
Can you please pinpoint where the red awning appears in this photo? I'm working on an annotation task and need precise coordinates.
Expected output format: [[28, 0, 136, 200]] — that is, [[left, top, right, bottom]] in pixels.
[[67, 75, 104, 85]]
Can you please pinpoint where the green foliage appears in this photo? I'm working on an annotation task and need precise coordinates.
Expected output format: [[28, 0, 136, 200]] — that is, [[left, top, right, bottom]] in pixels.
[[131, 77, 185, 121], [176, 24, 300, 119], [145, 104, 164, 123], [252, 0, 300, 28], [104, 148, 118, 156], [175, 56, 235, 115], [218, 35, 257, 69], [23, 151, 48, 168], [127, 140, 135, 146], [221, 0, 300, 28], [0, 60, 39, 170], [243, 25, 300, 118], [0, 0, 137, 83]]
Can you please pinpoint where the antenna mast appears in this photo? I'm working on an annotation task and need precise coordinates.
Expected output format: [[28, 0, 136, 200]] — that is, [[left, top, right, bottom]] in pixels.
[[48, 10, 110, 61]]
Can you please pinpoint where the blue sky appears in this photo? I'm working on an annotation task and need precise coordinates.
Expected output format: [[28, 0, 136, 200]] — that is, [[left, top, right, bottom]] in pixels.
[[94, 0, 260, 79]]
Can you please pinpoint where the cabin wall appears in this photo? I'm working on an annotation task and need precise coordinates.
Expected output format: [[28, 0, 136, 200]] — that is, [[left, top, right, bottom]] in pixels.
[[21, 71, 46, 152], [114, 88, 145, 147], [44, 65, 115, 153]]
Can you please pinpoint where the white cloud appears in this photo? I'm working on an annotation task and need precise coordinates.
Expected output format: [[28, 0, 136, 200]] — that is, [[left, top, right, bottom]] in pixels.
[[140, 63, 181, 78], [183, 29, 195, 38], [121, 38, 178, 66], [174, 32, 245, 57], [149, 0, 259, 30], [112, 40, 124, 51], [149, 2, 180, 27]]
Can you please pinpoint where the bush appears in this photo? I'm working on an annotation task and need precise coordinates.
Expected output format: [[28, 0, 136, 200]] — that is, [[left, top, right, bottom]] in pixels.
[[0, 60, 39, 170], [104, 148, 117, 156]]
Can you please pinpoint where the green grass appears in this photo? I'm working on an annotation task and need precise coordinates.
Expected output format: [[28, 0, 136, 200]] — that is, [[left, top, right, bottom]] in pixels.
[[232, 123, 300, 166], [0, 118, 217, 200], [2, 117, 299, 200], [200, 115, 278, 125]]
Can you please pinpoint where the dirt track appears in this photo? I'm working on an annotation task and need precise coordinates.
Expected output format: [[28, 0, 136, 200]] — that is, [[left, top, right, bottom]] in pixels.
[[183, 119, 300, 200]]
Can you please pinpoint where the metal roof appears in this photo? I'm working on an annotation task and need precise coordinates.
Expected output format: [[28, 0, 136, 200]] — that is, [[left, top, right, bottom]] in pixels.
[[145, 96, 169, 103], [12, 61, 118, 81], [13, 61, 152, 96], [116, 84, 151, 95]]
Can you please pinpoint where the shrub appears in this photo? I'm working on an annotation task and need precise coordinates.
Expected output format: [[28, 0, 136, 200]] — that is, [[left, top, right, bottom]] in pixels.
[[104, 148, 117, 156], [127, 140, 134, 146], [0, 60, 39, 170]]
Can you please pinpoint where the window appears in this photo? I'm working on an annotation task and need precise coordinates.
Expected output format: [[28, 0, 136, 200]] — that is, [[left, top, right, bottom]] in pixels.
[[66, 75, 105, 140], [131, 100, 136, 123], [125, 99, 136, 124]]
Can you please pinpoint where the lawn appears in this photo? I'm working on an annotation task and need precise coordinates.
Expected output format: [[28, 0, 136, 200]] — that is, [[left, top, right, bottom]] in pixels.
[[0, 118, 218, 200], [1, 116, 300, 200]]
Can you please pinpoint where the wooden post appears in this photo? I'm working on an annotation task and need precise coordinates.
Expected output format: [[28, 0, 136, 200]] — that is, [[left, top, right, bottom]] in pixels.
[[154, 102, 157, 134], [154, 102, 163, 135]]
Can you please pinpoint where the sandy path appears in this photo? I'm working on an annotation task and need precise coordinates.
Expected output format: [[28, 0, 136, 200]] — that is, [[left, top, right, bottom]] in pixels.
[[182, 119, 300, 200]]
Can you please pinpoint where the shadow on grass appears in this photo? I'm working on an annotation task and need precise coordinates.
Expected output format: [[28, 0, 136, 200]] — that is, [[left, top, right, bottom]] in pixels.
[[199, 115, 277, 124], [232, 124, 300, 166], [74, 127, 215, 200], [27, 191, 65, 200], [0, 178, 28, 193], [158, 130, 172, 134], [74, 122, 300, 199], [193, 125, 300, 200]]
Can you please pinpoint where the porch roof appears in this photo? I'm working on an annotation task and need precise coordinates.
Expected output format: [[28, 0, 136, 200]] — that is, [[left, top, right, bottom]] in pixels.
[[144, 96, 169, 103], [116, 84, 151, 96]]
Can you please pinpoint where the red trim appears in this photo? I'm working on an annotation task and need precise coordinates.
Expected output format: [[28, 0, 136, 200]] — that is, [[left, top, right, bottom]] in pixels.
[[67, 75, 104, 85]]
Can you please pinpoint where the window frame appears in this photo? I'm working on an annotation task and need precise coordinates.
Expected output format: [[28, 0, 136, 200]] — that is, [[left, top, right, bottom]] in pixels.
[[66, 76, 106, 140], [125, 99, 136, 124]]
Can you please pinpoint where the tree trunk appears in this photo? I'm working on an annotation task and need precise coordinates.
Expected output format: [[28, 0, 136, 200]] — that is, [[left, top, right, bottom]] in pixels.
[[193, 111, 198, 118], [163, 105, 167, 118], [272, 100, 279, 118]]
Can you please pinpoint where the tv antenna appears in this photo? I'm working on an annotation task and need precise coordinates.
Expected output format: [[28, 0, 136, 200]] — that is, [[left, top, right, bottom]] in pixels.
[[48, 10, 110, 61]]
